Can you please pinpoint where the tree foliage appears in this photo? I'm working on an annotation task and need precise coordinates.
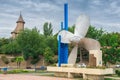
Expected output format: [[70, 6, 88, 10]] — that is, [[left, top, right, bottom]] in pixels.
[[45, 36, 57, 54], [15, 25, 56, 65], [86, 25, 105, 40], [101, 33, 120, 65], [0, 38, 10, 46], [15, 56, 24, 68], [0, 38, 10, 53], [44, 47, 54, 64], [1, 40, 21, 55], [43, 22, 53, 37], [16, 28, 42, 64], [68, 25, 75, 33]]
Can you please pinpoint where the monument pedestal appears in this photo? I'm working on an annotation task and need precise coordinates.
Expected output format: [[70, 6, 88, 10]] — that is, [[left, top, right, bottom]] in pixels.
[[47, 66, 114, 80], [83, 74, 104, 80]]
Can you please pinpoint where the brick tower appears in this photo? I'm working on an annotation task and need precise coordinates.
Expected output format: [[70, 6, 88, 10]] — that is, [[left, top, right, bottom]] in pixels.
[[11, 13, 25, 38]]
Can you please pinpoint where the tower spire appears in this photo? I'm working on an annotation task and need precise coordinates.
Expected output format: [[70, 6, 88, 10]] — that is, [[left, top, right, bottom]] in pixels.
[[16, 11, 25, 23]]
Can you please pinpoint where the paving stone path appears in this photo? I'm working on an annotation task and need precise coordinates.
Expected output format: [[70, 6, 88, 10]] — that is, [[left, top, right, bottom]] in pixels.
[[0, 74, 73, 80]]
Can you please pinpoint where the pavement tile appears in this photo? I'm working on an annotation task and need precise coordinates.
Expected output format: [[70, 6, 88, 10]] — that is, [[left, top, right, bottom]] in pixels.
[[0, 74, 73, 80]]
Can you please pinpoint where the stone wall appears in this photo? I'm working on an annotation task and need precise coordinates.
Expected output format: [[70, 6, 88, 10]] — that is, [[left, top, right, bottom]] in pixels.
[[0, 55, 44, 68]]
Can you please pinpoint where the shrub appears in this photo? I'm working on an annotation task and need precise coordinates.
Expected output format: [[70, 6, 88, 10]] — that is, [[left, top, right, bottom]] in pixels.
[[1, 56, 9, 65], [115, 70, 120, 76], [11, 58, 16, 62], [7, 69, 29, 74]]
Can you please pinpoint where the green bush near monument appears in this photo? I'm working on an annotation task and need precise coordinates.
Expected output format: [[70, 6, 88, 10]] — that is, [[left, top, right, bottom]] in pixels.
[[115, 70, 120, 77], [7, 69, 29, 74]]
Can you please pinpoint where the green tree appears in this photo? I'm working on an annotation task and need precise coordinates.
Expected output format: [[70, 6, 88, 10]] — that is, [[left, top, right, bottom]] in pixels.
[[16, 28, 43, 66], [68, 25, 75, 33], [15, 56, 24, 68], [0, 38, 10, 46], [45, 36, 57, 54], [1, 40, 21, 55], [86, 25, 105, 40], [0, 38, 10, 53], [43, 22, 53, 37], [101, 33, 120, 66], [44, 47, 54, 64]]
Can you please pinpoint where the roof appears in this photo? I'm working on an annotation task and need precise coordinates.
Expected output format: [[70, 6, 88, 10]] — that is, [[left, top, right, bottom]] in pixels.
[[16, 13, 25, 23]]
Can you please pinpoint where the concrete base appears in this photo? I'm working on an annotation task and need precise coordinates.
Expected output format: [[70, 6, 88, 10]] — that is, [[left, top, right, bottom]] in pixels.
[[84, 74, 104, 80], [55, 72, 104, 80], [47, 66, 114, 80], [54, 72, 74, 78]]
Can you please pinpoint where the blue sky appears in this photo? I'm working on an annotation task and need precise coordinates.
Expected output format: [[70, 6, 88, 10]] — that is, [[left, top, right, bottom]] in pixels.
[[0, 0, 120, 38]]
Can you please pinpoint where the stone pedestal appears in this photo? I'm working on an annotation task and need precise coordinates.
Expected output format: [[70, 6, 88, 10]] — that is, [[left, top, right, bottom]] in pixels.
[[54, 72, 74, 78], [47, 67, 114, 80], [84, 74, 104, 80], [54, 72, 68, 77]]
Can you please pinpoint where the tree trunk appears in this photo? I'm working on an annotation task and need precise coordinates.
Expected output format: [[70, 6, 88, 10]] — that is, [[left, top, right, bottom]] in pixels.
[[17, 62, 18, 69], [43, 57, 45, 66], [18, 62, 21, 69]]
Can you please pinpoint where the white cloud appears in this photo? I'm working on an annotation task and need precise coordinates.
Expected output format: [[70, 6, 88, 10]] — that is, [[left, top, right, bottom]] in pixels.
[[0, 13, 17, 18], [105, 1, 120, 17], [91, 20, 120, 32], [91, 0, 102, 6], [0, 0, 120, 38]]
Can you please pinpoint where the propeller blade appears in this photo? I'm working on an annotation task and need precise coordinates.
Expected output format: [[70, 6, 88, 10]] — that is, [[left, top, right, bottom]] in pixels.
[[75, 14, 90, 37], [68, 45, 78, 64], [80, 38, 101, 51], [69, 36, 81, 43], [58, 30, 74, 43]]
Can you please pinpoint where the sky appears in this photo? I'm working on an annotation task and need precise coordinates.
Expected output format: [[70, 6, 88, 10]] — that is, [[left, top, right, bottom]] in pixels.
[[0, 0, 120, 38]]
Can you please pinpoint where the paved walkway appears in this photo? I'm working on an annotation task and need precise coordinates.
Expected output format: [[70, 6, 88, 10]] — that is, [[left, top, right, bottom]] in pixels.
[[0, 74, 73, 80]]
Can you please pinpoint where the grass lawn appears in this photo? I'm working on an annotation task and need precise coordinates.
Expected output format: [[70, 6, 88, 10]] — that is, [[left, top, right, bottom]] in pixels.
[[104, 78, 115, 80]]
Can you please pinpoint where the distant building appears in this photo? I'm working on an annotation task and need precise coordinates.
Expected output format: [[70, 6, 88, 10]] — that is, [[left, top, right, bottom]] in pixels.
[[11, 13, 25, 38]]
